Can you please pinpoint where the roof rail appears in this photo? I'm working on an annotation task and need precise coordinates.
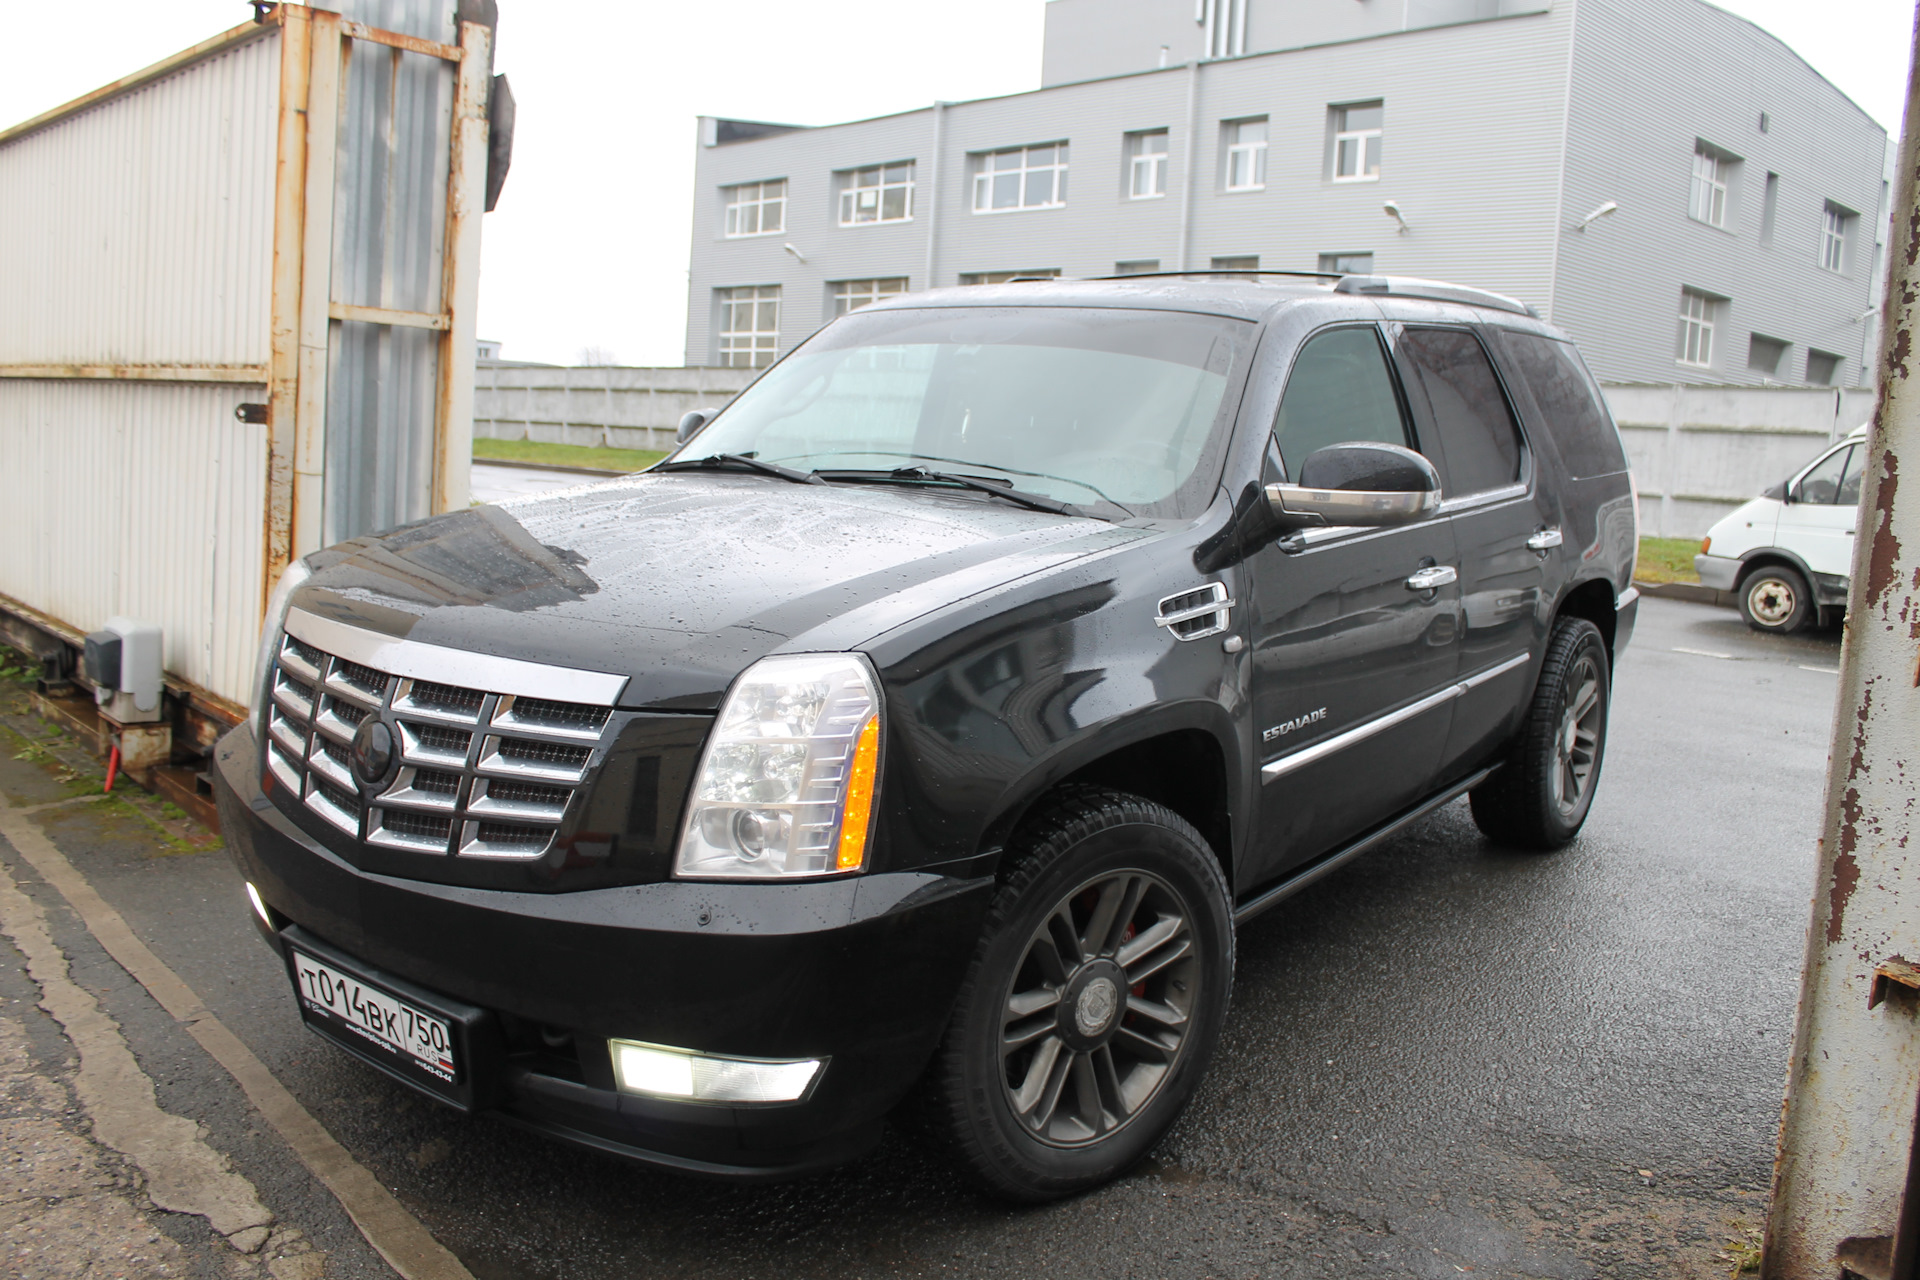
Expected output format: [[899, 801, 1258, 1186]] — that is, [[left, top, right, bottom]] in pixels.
[[1086, 269, 1340, 283], [1334, 275, 1538, 318]]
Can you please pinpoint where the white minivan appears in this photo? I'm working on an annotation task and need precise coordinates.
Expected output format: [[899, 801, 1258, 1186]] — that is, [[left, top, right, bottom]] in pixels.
[[1694, 426, 1868, 634]]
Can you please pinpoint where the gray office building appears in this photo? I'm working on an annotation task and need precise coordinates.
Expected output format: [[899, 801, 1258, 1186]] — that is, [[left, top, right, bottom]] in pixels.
[[685, 0, 1886, 388]]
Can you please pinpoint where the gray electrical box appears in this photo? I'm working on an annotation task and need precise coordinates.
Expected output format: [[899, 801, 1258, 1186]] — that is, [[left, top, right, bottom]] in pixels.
[[83, 617, 163, 723]]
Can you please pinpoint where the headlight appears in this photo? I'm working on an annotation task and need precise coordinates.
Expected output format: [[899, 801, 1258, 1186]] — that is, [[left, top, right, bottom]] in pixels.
[[609, 1039, 823, 1104], [674, 652, 882, 879], [250, 558, 311, 740]]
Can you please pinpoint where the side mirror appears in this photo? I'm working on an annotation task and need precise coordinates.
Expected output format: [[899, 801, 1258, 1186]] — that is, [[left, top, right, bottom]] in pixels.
[[1264, 442, 1442, 530], [677, 408, 716, 444]]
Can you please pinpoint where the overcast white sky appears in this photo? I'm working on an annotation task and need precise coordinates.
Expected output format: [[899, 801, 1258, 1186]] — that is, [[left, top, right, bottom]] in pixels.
[[5, 0, 1914, 366]]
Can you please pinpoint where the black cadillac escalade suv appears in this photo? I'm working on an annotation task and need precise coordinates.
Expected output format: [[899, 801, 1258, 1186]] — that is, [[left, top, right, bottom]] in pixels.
[[215, 275, 1638, 1202]]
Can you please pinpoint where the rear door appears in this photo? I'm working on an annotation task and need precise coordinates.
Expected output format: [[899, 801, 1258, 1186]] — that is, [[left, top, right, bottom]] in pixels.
[[1387, 324, 1548, 782], [1245, 324, 1461, 888]]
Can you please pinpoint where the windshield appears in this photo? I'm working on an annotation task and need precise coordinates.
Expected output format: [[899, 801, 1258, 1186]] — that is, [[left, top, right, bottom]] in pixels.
[[676, 306, 1251, 518]]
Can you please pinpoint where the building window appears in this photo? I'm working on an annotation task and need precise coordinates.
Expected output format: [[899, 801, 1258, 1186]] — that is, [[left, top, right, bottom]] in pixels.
[[1821, 203, 1852, 272], [1747, 333, 1788, 378], [839, 163, 914, 225], [1224, 118, 1267, 191], [723, 180, 785, 237], [1805, 349, 1841, 386], [1332, 102, 1382, 182], [717, 285, 780, 368], [1760, 172, 1780, 247], [831, 278, 909, 316], [958, 269, 1062, 285], [1676, 288, 1720, 368], [972, 144, 1069, 213], [1318, 252, 1374, 274], [1690, 146, 1727, 227], [1211, 255, 1258, 274], [1127, 130, 1168, 199], [1114, 259, 1161, 275]]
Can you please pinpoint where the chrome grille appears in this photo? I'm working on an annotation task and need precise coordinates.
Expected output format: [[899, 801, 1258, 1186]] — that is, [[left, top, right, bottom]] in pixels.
[[262, 630, 621, 859]]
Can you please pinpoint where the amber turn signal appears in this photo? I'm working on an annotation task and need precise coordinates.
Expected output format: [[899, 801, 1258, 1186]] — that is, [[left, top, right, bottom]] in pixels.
[[836, 717, 881, 872]]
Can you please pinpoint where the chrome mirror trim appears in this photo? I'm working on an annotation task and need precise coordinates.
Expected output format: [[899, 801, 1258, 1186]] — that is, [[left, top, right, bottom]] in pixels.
[[1265, 482, 1442, 528]]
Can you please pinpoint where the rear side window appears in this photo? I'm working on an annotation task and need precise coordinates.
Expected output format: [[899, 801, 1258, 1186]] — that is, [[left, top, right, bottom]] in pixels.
[[1272, 326, 1410, 476], [1502, 332, 1627, 478], [1393, 328, 1523, 498]]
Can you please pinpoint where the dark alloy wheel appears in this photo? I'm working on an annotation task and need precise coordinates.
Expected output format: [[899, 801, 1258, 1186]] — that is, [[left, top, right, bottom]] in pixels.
[[1739, 565, 1813, 634], [929, 786, 1233, 1202], [1470, 617, 1611, 851]]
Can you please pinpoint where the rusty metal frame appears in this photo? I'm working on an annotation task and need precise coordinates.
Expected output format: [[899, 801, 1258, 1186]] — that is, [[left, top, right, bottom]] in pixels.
[[0, 364, 269, 383], [435, 19, 490, 518]]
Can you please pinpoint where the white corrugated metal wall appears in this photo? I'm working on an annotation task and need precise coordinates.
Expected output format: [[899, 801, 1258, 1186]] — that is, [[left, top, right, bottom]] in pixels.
[[0, 27, 279, 705], [0, 381, 268, 700], [0, 32, 280, 367]]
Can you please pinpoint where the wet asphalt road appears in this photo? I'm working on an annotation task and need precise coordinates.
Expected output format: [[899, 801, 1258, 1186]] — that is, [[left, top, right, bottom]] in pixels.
[[0, 596, 1842, 1279]]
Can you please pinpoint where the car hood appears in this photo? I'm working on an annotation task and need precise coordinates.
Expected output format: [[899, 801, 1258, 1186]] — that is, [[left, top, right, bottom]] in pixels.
[[288, 472, 1150, 710]]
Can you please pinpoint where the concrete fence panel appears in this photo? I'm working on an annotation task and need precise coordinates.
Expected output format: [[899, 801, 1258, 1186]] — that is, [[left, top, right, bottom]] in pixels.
[[474, 365, 758, 453]]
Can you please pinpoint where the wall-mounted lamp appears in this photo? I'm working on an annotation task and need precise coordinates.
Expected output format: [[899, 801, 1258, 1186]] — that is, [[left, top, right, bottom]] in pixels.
[[1851, 306, 1879, 324], [783, 243, 808, 263], [1383, 200, 1410, 235], [1573, 200, 1619, 231]]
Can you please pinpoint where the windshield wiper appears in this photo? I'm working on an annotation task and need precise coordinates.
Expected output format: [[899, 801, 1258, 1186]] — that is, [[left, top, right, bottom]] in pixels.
[[654, 452, 826, 485], [812, 467, 1090, 518]]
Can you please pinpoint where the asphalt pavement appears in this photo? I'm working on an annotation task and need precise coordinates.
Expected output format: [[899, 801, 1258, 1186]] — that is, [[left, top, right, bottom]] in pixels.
[[0, 596, 1842, 1279]]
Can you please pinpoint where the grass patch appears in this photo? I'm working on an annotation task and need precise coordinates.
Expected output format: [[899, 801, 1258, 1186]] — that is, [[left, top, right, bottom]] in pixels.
[[1636, 536, 1702, 585], [473, 437, 666, 473]]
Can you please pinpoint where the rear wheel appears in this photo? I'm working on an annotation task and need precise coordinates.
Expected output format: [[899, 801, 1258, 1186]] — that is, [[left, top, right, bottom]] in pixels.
[[1739, 565, 1813, 634], [929, 786, 1233, 1203], [1470, 617, 1610, 851]]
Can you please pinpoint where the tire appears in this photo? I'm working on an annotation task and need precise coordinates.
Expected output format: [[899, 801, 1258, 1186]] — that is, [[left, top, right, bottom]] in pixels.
[[1469, 617, 1610, 851], [928, 785, 1233, 1203], [1739, 565, 1814, 634]]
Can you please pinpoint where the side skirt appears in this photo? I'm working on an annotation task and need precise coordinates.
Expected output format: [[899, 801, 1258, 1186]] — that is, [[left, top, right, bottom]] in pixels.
[[1232, 765, 1499, 926]]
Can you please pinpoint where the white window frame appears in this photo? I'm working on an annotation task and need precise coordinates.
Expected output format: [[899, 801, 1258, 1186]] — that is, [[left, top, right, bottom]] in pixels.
[[971, 144, 1070, 214], [717, 285, 781, 368], [958, 269, 1062, 286], [1332, 103, 1382, 183], [1224, 118, 1267, 192], [1677, 289, 1717, 368], [830, 277, 909, 317], [723, 180, 786, 238], [1820, 205, 1849, 273], [1690, 148, 1727, 227], [1127, 130, 1168, 199], [838, 163, 915, 226]]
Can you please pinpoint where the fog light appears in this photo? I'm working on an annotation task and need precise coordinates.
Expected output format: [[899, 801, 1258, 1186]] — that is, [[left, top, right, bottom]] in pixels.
[[609, 1039, 823, 1103], [245, 881, 271, 926]]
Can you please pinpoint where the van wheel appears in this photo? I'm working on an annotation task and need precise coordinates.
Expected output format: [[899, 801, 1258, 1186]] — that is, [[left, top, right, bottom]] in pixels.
[[1739, 566, 1813, 634], [1470, 617, 1610, 851], [929, 786, 1233, 1203]]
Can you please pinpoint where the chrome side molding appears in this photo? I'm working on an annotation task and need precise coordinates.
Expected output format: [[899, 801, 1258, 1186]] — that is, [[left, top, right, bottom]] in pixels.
[[1260, 652, 1532, 782]]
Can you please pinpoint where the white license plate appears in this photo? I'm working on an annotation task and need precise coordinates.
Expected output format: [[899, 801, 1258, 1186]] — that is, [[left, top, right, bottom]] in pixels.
[[291, 950, 456, 1082]]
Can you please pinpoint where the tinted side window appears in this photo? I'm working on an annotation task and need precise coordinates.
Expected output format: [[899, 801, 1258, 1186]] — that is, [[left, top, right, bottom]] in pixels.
[[1394, 328, 1522, 497], [1502, 332, 1627, 478], [1837, 445, 1866, 506], [1273, 326, 1410, 477]]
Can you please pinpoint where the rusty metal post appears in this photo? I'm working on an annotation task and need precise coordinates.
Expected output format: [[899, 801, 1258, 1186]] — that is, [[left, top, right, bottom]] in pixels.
[[433, 19, 491, 517], [264, 4, 310, 605], [1764, 8, 1920, 1277], [293, 9, 342, 559]]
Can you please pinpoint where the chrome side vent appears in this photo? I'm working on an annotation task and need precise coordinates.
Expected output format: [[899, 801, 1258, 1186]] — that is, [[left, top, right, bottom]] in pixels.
[[1155, 582, 1235, 642]]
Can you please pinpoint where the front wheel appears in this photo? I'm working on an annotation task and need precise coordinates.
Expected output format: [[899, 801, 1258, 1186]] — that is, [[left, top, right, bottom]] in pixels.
[[1470, 617, 1611, 850], [1739, 565, 1813, 634], [929, 786, 1233, 1202]]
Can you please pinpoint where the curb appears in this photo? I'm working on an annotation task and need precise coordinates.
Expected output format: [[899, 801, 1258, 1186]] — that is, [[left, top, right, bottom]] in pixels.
[[1632, 579, 1735, 608], [471, 458, 629, 478]]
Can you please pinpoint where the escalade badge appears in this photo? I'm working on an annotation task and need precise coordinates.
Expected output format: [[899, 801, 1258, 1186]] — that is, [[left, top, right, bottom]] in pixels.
[[1263, 708, 1327, 743], [350, 719, 396, 789]]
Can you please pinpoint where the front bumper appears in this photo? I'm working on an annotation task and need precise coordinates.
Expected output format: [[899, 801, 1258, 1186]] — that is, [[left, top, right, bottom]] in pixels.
[[213, 726, 993, 1179], [1694, 553, 1740, 592]]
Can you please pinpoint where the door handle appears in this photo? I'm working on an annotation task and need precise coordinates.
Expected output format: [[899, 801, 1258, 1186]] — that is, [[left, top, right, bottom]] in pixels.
[[1526, 527, 1563, 551], [1405, 565, 1458, 591]]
